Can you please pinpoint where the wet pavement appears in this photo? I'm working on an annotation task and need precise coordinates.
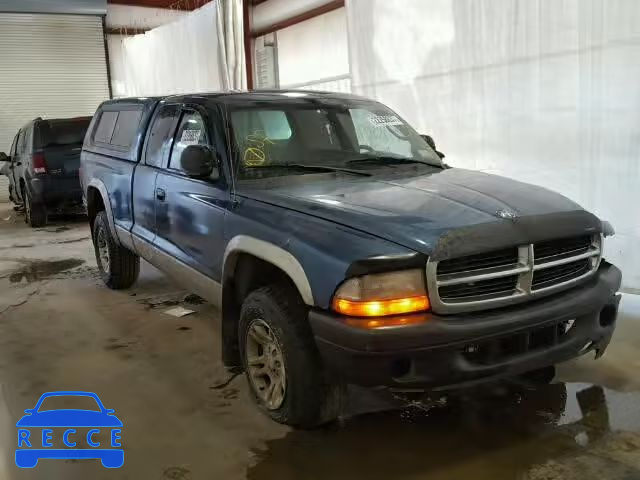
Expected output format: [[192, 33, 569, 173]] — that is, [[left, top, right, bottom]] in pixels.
[[0, 204, 639, 479]]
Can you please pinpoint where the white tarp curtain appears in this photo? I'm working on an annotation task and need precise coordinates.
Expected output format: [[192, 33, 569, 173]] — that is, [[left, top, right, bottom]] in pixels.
[[346, 0, 640, 291], [117, 0, 245, 97], [276, 8, 350, 89], [217, 0, 246, 90]]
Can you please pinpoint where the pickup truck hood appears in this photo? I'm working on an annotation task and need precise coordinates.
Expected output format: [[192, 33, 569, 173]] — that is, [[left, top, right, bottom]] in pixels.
[[240, 168, 601, 259]]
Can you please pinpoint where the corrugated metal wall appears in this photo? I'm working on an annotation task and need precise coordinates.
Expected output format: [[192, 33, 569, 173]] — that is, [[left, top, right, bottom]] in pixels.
[[0, 13, 110, 202]]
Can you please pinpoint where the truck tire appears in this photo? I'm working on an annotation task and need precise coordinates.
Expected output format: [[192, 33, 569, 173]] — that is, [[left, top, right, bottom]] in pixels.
[[92, 210, 140, 289], [23, 187, 47, 228], [239, 283, 345, 428]]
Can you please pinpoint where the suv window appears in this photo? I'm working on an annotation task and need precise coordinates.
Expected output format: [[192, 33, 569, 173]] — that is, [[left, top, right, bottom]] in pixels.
[[145, 105, 180, 167], [35, 118, 91, 148], [111, 110, 143, 148], [94, 111, 118, 144], [169, 110, 208, 171]]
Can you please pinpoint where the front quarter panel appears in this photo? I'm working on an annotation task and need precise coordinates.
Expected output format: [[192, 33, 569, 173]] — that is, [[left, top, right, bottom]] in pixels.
[[225, 197, 417, 309]]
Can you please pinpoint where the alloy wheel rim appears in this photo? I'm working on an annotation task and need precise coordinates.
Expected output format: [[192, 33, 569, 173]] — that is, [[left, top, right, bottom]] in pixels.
[[96, 226, 110, 274], [245, 318, 286, 410]]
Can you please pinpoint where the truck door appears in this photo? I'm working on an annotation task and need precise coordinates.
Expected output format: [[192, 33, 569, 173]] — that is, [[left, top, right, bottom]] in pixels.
[[132, 104, 181, 248], [154, 104, 230, 282]]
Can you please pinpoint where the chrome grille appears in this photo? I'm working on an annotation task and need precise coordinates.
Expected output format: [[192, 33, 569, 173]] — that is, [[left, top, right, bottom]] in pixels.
[[426, 234, 602, 313], [437, 247, 518, 275]]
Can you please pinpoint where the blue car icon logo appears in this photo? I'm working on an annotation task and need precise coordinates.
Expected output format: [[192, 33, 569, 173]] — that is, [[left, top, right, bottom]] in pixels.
[[15, 391, 123, 468]]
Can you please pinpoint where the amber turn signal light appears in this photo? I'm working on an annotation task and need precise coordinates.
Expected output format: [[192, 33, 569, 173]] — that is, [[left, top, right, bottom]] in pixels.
[[332, 295, 430, 317]]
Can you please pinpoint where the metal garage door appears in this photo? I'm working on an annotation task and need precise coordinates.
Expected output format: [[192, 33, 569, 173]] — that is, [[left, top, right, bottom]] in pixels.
[[0, 13, 110, 202]]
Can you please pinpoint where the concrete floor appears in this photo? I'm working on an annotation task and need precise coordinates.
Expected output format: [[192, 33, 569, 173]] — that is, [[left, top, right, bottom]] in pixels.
[[0, 203, 639, 480]]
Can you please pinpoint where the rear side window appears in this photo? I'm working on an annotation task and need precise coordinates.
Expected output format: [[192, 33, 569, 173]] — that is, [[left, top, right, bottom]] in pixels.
[[93, 107, 142, 149], [111, 110, 143, 147], [35, 118, 91, 148], [93, 111, 118, 144]]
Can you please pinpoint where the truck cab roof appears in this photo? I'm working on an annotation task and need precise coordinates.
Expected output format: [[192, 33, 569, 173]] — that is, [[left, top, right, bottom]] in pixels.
[[100, 90, 369, 108]]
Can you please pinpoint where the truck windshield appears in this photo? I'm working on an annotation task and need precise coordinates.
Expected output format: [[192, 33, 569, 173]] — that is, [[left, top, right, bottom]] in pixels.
[[228, 99, 442, 180]]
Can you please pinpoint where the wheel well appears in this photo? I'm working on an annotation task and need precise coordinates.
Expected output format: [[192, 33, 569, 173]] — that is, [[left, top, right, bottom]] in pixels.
[[221, 252, 304, 367], [86, 186, 105, 233]]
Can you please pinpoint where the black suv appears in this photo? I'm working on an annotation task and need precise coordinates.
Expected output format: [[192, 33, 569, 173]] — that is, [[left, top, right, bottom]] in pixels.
[[0, 116, 91, 227]]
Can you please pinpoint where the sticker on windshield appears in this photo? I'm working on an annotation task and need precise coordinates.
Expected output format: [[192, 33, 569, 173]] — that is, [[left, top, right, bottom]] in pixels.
[[368, 114, 403, 127], [180, 129, 202, 145], [242, 130, 274, 167]]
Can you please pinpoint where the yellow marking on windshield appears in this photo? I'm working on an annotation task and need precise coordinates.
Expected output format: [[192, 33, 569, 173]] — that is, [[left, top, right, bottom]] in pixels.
[[243, 130, 275, 167]]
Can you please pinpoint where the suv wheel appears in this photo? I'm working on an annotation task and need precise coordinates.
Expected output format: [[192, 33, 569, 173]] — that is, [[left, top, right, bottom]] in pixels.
[[23, 187, 47, 228], [92, 211, 140, 289], [239, 283, 345, 428]]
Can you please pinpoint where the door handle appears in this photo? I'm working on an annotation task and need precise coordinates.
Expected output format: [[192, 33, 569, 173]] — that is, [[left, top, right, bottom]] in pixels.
[[156, 187, 166, 201]]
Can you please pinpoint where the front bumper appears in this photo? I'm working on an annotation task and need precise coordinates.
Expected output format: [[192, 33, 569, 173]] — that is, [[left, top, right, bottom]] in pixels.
[[309, 262, 622, 389]]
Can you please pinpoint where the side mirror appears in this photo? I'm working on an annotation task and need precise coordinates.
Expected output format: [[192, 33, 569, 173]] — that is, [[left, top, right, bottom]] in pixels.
[[420, 134, 445, 159], [0, 152, 8, 162], [180, 145, 219, 179]]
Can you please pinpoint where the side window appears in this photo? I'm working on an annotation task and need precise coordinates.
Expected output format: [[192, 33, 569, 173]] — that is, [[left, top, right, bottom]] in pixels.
[[9, 133, 19, 157], [169, 110, 209, 171], [16, 130, 26, 154], [25, 127, 34, 154], [93, 111, 118, 144], [111, 109, 143, 148], [145, 105, 180, 167]]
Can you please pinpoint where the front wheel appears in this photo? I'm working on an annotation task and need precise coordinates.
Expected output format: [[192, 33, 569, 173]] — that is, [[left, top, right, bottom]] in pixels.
[[239, 284, 344, 428], [92, 211, 140, 289]]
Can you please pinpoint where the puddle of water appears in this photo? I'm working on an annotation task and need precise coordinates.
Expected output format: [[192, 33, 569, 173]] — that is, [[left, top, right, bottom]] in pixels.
[[7, 259, 85, 283], [247, 382, 640, 480]]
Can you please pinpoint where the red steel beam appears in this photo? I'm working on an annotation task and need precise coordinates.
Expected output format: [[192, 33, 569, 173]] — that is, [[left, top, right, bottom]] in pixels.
[[243, 0, 254, 89]]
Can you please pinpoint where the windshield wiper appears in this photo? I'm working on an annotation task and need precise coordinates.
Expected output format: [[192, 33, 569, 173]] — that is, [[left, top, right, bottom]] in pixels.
[[346, 155, 438, 167], [245, 164, 371, 176]]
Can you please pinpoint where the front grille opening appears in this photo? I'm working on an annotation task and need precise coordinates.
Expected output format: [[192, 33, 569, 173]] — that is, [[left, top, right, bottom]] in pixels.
[[437, 247, 518, 275], [439, 275, 518, 301], [462, 322, 569, 365], [431, 234, 599, 312], [535, 235, 592, 262], [532, 259, 590, 290]]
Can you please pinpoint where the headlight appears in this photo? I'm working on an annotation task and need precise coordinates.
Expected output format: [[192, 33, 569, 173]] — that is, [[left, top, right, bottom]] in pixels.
[[331, 269, 430, 317]]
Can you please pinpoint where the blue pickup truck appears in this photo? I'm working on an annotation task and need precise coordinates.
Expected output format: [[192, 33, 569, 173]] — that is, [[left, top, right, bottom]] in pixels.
[[80, 91, 621, 427]]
